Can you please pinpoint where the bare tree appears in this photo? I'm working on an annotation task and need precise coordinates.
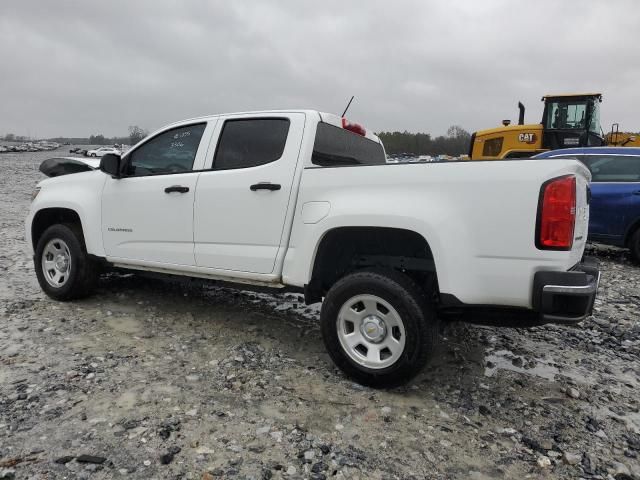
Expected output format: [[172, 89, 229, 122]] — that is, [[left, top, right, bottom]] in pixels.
[[446, 125, 470, 140], [128, 125, 148, 146]]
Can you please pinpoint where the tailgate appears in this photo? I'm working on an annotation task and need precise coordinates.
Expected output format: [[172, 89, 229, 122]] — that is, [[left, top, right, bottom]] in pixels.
[[562, 162, 591, 267], [572, 173, 590, 257]]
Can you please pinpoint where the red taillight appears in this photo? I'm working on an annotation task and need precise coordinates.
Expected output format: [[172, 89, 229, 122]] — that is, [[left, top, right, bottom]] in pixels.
[[341, 117, 366, 136], [537, 175, 576, 250]]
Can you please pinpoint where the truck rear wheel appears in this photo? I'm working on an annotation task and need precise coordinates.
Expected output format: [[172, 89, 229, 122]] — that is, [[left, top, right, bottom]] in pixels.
[[34, 224, 98, 301], [320, 269, 437, 387]]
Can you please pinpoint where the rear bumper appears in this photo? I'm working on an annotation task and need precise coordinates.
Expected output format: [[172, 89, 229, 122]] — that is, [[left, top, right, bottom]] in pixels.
[[532, 256, 600, 324]]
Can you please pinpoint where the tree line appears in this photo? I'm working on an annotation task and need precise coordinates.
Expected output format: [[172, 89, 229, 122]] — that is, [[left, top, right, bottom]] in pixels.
[[376, 125, 471, 156], [2, 126, 148, 146]]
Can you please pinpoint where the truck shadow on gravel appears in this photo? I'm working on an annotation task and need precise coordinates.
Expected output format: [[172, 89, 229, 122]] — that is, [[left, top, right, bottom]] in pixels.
[[93, 267, 640, 410], [95, 271, 489, 385]]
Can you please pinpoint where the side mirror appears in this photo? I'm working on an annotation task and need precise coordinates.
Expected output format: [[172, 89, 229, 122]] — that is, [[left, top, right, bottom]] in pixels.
[[99, 153, 121, 179]]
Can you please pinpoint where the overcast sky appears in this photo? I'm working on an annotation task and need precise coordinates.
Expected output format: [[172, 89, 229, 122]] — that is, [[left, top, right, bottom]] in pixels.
[[1, 1, 639, 138]]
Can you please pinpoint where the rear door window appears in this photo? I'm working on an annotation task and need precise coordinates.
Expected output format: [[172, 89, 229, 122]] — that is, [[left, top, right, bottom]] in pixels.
[[213, 118, 290, 170], [582, 155, 640, 182], [312, 122, 386, 166]]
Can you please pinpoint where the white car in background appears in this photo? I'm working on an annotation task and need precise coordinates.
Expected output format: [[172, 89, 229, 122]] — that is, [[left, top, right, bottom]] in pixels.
[[86, 147, 120, 157]]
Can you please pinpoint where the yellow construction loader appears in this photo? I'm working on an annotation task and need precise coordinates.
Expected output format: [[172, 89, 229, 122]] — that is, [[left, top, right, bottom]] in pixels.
[[468, 93, 638, 159], [606, 124, 640, 147]]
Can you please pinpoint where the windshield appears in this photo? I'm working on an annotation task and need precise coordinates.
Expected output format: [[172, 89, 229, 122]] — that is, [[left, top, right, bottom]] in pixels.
[[545, 101, 587, 130]]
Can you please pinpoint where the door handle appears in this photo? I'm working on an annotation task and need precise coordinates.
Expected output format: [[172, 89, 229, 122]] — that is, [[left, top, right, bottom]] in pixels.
[[250, 182, 281, 191], [633, 191, 640, 196], [164, 185, 189, 193]]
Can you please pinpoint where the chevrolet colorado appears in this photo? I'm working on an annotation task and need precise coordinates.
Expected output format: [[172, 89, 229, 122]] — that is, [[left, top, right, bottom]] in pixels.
[[26, 110, 599, 386]]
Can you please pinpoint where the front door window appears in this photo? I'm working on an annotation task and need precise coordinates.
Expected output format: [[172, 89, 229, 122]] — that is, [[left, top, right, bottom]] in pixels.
[[126, 123, 206, 176]]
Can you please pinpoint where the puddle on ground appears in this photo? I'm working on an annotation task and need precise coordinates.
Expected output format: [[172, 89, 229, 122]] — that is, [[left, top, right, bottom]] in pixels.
[[484, 349, 560, 380], [483, 349, 594, 385], [587, 404, 640, 435], [115, 390, 138, 409], [105, 316, 142, 334]]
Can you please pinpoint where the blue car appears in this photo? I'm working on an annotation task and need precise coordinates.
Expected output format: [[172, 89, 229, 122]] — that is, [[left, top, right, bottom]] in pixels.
[[534, 147, 640, 262]]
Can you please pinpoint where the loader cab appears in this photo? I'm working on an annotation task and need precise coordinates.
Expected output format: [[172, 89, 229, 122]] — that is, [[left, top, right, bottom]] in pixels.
[[469, 92, 606, 160], [541, 93, 604, 150]]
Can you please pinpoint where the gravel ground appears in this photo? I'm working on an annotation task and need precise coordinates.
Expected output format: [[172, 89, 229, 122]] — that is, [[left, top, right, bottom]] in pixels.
[[1, 150, 639, 480]]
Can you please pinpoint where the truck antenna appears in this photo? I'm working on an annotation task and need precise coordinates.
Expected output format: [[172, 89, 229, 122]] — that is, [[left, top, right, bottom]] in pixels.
[[341, 96, 355, 117]]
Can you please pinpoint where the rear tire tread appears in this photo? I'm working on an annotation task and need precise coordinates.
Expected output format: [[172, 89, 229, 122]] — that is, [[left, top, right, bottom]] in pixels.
[[320, 269, 438, 388]]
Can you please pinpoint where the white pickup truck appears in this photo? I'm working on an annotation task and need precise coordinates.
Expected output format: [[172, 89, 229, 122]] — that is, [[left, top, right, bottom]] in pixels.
[[26, 110, 599, 386]]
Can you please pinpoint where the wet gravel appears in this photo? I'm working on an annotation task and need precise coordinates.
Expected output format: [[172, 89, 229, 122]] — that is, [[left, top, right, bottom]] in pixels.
[[1, 151, 639, 479]]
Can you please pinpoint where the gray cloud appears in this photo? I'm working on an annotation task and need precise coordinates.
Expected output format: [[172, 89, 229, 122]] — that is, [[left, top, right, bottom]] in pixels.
[[1, 0, 639, 138]]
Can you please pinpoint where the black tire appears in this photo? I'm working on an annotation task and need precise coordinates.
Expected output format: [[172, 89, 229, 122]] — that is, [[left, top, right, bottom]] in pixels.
[[34, 224, 98, 301], [630, 228, 640, 264], [320, 269, 438, 388]]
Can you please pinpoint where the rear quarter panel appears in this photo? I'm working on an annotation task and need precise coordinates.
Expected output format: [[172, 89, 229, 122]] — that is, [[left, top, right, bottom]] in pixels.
[[283, 159, 590, 308]]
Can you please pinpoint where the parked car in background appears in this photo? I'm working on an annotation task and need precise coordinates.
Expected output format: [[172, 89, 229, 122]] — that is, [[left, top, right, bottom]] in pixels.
[[86, 146, 120, 157], [534, 147, 640, 262]]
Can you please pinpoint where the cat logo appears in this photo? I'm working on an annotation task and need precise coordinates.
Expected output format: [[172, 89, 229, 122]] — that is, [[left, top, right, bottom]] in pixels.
[[518, 133, 537, 144]]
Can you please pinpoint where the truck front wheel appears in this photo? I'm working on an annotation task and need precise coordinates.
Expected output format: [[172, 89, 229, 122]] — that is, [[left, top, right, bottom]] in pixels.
[[320, 269, 438, 387], [34, 224, 98, 301]]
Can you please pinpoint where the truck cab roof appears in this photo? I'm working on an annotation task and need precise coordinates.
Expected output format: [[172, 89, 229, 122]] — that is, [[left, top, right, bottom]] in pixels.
[[160, 109, 383, 144]]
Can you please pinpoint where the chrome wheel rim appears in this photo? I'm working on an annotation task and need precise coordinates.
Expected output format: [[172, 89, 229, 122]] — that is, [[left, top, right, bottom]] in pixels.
[[337, 294, 406, 370], [41, 238, 71, 288]]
